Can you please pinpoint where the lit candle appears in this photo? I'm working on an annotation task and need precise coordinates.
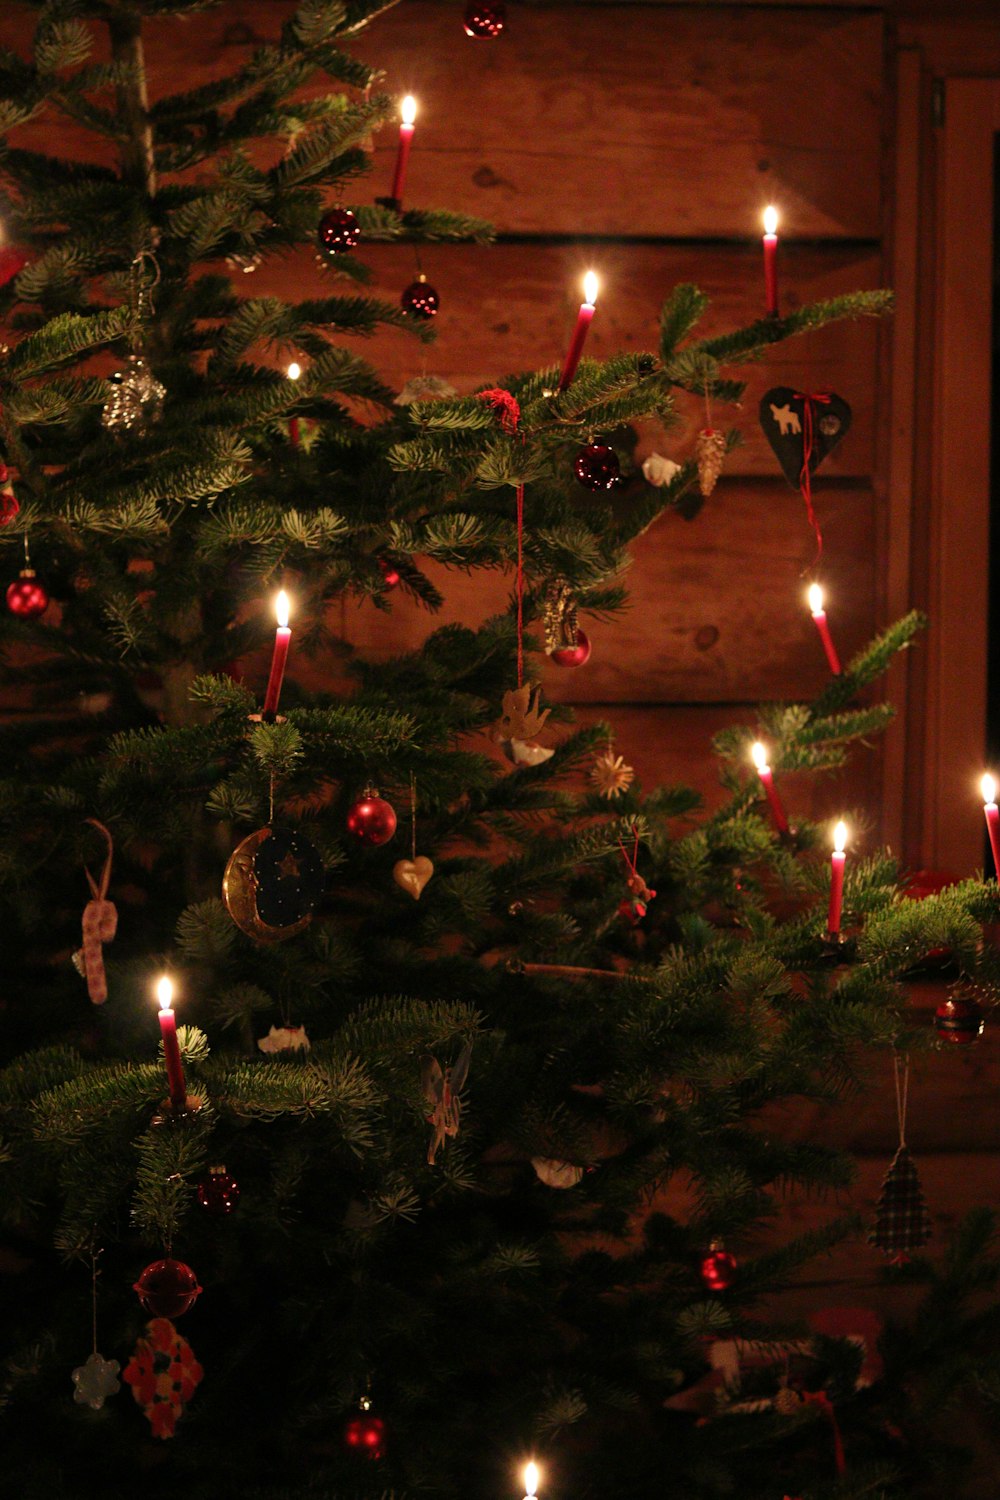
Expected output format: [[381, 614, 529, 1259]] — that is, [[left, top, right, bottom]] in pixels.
[[522, 1462, 540, 1500], [827, 820, 848, 937], [262, 590, 292, 720], [558, 270, 599, 391], [287, 362, 301, 448], [807, 583, 842, 675], [762, 205, 779, 317], [982, 774, 1000, 877], [156, 976, 187, 1110], [751, 740, 789, 835], [390, 95, 417, 206]]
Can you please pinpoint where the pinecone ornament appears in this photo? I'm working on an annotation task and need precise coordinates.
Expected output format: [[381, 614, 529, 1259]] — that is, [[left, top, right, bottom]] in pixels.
[[695, 427, 726, 497], [868, 1144, 932, 1262]]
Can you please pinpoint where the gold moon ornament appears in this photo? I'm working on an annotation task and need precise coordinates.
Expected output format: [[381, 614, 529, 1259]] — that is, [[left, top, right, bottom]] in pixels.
[[222, 826, 325, 943]]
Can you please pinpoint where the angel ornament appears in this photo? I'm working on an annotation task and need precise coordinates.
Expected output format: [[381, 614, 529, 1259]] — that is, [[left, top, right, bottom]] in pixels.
[[421, 1041, 473, 1165], [494, 684, 554, 767]]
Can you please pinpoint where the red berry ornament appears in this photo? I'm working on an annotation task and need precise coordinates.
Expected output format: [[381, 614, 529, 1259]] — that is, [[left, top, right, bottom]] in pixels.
[[318, 208, 360, 256], [574, 442, 620, 491], [378, 557, 401, 588], [197, 1165, 241, 1216], [549, 628, 591, 667], [934, 995, 985, 1044], [699, 1243, 737, 1292], [6, 568, 48, 618], [343, 1398, 386, 1460], [463, 0, 506, 36], [347, 788, 397, 846], [133, 1257, 202, 1319], [401, 276, 439, 320]]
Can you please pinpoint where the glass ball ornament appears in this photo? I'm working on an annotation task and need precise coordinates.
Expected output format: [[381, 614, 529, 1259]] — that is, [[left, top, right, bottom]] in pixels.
[[343, 1399, 386, 1460], [574, 442, 620, 491], [346, 789, 397, 846], [318, 207, 361, 257], [549, 628, 591, 667], [699, 1243, 737, 1292], [934, 995, 985, 1044], [197, 1164, 241, 1216], [6, 568, 48, 618], [463, 0, 506, 36], [133, 1257, 202, 1319], [400, 276, 440, 320]]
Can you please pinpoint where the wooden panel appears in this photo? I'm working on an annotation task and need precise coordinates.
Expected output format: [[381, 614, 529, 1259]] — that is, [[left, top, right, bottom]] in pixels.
[[338, 480, 876, 703]]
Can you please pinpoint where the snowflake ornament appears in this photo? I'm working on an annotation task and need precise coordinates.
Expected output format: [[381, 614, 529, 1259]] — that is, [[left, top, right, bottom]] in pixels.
[[72, 1350, 121, 1409], [590, 750, 635, 799]]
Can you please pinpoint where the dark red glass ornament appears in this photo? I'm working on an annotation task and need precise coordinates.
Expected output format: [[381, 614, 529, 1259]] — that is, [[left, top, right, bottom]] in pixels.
[[378, 557, 401, 588], [699, 1244, 737, 1292], [574, 443, 620, 491], [343, 1402, 386, 1460], [197, 1164, 241, 1216], [346, 789, 397, 846], [401, 277, 439, 319], [133, 1257, 202, 1319], [6, 568, 48, 618], [549, 628, 591, 667], [934, 996, 985, 1044], [463, 0, 506, 36], [318, 207, 361, 256]]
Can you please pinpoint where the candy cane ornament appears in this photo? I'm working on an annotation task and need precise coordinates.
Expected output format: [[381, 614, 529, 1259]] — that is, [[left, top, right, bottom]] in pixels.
[[73, 819, 118, 1005]]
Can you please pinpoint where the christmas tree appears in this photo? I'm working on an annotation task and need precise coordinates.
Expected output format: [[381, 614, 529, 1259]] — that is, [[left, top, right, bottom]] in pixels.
[[2, 4, 1000, 1499]]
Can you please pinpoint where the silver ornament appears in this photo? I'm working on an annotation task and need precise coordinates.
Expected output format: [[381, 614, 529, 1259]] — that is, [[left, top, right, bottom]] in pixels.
[[101, 354, 166, 432], [72, 1350, 121, 1409]]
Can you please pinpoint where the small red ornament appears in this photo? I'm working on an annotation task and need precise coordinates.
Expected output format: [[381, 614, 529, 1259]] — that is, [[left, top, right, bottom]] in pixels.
[[6, 568, 48, 618], [699, 1243, 737, 1292], [343, 1398, 386, 1460], [318, 207, 360, 256], [378, 557, 401, 588], [574, 442, 620, 491], [197, 1164, 241, 1216], [133, 1258, 202, 1320], [549, 628, 591, 667], [401, 276, 439, 320], [934, 995, 985, 1044], [347, 787, 397, 846], [463, 0, 506, 35], [0, 245, 27, 289]]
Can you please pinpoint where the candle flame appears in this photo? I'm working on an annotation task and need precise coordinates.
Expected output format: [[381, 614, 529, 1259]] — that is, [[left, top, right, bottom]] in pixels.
[[523, 1462, 539, 1498], [275, 589, 290, 629], [583, 270, 599, 306], [982, 773, 997, 805], [401, 94, 417, 125], [156, 976, 174, 1011], [763, 205, 779, 236], [750, 741, 768, 772], [833, 820, 848, 853], [286, 361, 301, 381], [807, 582, 825, 615]]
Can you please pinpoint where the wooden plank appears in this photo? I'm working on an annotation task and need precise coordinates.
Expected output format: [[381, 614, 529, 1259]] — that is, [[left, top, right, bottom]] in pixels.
[[337, 479, 877, 703]]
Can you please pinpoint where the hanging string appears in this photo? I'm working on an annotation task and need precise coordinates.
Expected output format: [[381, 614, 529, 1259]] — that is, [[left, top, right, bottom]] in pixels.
[[617, 825, 641, 882], [793, 391, 831, 567], [410, 772, 417, 861], [893, 1052, 910, 1147], [476, 389, 524, 686], [90, 1246, 101, 1355]]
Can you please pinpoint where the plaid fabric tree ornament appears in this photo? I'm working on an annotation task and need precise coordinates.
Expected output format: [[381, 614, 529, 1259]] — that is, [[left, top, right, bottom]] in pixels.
[[868, 1056, 932, 1262]]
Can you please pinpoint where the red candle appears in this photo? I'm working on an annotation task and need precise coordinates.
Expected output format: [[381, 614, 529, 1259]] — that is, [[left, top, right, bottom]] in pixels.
[[751, 741, 789, 834], [807, 584, 842, 675], [522, 1462, 540, 1500], [156, 976, 187, 1110], [390, 95, 417, 205], [287, 362, 301, 448], [762, 205, 779, 317], [558, 271, 599, 391], [982, 775, 1000, 877], [262, 590, 292, 719], [827, 820, 848, 937]]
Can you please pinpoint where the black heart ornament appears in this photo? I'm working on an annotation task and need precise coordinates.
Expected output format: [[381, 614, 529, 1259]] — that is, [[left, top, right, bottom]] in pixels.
[[759, 387, 852, 488]]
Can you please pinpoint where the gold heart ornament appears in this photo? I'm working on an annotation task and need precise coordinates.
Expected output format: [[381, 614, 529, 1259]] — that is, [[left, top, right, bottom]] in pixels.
[[392, 855, 434, 900]]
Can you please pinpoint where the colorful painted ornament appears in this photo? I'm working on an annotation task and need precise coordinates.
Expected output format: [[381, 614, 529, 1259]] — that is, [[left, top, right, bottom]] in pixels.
[[346, 788, 397, 846], [133, 1258, 202, 1320], [400, 275, 439, 319], [123, 1319, 203, 1439], [6, 567, 48, 618]]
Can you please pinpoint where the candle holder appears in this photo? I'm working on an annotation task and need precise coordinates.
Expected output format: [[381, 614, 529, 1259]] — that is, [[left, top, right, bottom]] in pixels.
[[816, 931, 854, 968], [375, 194, 401, 213], [151, 1093, 204, 1127]]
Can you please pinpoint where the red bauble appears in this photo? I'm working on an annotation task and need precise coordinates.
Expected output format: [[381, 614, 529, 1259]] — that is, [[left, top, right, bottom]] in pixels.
[[346, 789, 397, 846], [463, 0, 506, 36], [318, 207, 361, 256], [401, 278, 440, 319], [378, 557, 401, 589], [934, 996, 985, 1044], [133, 1257, 202, 1319], [699, 1244, 737, 1292], [6, 568, 48, 618], [574, 443, 620, 491], [197, 1164, 241, 1216], [549, 628, 591, 667], [344, 1403, 386, 1460]]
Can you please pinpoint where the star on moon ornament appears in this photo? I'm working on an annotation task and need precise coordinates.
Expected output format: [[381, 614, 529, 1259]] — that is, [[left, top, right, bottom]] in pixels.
[[222, 825, 325, 942]]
